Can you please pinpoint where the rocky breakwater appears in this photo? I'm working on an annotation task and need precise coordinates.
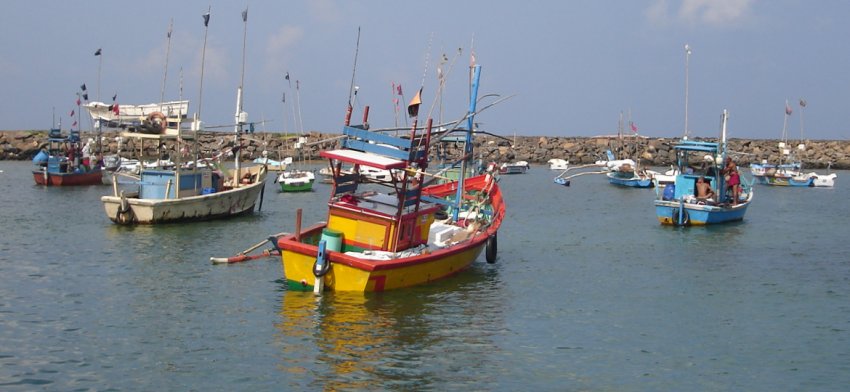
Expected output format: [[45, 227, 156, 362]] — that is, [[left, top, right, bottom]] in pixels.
[[2, 130, 849, 170], [471, 135, 850, 170], [0, 130, 340, 163]]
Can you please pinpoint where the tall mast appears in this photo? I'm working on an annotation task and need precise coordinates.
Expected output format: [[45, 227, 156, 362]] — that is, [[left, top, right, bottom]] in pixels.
[[96, 48, 103, 103], [234, 6, 249, 185], [798, 98, 807, 166], [618, 111, 623, 158], [191, 6, 211, 187], [798, 98, 806, 145], [295, 80, 303, 134], [720, 110, 728, 190], [288, 73, 297, 135], [721, 110, 728, 149], [196, 7, 210, 125], [160, 19, 173, 110], [683, 44, 691, 139], [780, 99, 790, 166], [453, 64, 481, 222]]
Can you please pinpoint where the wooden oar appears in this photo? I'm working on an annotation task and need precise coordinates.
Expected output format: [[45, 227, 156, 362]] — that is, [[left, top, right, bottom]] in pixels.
[[210, 232, 289, 264], [210, 249, 280, 264]]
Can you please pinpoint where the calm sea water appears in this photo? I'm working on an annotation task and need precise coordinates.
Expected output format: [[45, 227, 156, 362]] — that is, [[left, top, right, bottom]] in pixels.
[[1, 160, 848, 391]]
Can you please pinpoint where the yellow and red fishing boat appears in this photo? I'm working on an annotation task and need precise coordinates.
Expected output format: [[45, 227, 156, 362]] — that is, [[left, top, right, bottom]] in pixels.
[[275, 64, 505, 292]]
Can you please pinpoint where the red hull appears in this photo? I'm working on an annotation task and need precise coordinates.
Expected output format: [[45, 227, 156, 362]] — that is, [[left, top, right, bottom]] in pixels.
[[32, 170, 103, 186]]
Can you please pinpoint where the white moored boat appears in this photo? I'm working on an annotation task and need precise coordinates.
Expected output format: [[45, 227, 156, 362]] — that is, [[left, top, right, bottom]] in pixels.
[[85, 100, 189, 127]]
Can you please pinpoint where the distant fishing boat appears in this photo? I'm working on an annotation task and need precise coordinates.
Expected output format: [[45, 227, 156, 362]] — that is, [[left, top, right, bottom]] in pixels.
[[32, 127, 103, 186], [278, 170, 315, 192], [810, 170, 837, 187], [101, 118, 268, 225], [548, 158, 568, 170], [275, 72, 315, 192], [750, 99, 836, 187], [318, 164, 390, 184], [499, 161, 529, 174], [605, 112, 654, 188], [101, 6, 268, 225], [277, 139, 315, 192], [253, 156, 288, 172], [84, 100, 189, 132], [654, 110, 753, 226], [606, 165, 654, 187]]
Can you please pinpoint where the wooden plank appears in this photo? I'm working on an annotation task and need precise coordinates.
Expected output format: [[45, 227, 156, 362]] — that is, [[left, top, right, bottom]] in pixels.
[[343, 126, 412, 149], [320, 149, 406, 169], [343, 140, 410, 161]]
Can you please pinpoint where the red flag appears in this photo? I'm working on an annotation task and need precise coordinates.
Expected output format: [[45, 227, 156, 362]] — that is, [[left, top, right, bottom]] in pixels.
[[76, 98, 81, 106], [72, 121, 77, 127], [112, 104, 120, 115], [785, 102, 792, 115], [630, 122, 638, 133], [69, 109, 75, 116], [397, 84, 402, 96]]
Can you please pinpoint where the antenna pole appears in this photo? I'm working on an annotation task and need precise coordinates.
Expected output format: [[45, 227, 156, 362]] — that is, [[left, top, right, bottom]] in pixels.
[[160, 19, 173, 109], [684, 44, 691, 139], [345, 27, 361, 125]]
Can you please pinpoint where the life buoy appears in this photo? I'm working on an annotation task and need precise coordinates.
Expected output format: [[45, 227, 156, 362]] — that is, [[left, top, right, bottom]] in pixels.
[[671, 207, 690, 226], [147, 112, 167, 133], [485, 233, 498, 263]]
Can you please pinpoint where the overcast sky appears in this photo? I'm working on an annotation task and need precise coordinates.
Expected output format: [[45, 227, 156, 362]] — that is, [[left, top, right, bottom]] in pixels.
[[2, 0, 849, 140]]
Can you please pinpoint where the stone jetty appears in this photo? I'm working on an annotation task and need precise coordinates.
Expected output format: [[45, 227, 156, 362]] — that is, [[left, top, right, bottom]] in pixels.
[[2, 130, 848, 169]]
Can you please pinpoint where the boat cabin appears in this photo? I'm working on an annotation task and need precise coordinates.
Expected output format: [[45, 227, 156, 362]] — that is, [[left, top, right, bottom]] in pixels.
[[119, 130, 227, 199], [670, 140, 724, 200], [40, 129, 83, 173], [320, 124, 437, 253], [139, 169, 220, 199]]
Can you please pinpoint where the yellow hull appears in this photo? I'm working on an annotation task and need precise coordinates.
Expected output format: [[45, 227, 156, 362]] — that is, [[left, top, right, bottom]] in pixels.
[[282, 232, 486, 292], [279, 174, 505, 292]]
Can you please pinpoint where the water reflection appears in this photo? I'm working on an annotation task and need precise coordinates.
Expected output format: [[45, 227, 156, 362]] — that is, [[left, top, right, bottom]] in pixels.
[[276, 265, 506, 389]]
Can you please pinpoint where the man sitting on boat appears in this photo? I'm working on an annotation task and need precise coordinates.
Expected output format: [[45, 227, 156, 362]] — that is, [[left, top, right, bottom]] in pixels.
[[695, 176, 715, 203]]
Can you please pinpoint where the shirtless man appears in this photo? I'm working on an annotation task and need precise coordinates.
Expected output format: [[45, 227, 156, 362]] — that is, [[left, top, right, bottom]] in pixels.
[[695, 176, 714, 200]]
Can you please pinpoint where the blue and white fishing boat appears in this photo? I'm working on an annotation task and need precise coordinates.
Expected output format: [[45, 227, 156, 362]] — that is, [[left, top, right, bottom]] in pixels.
[[654, 110, 753, 226], [606, 112, 655, 188], [32, 127, 104, 186], [606, 157, 654, 188], [750, 161, 814, 187], [749, 99, 836, 187]]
